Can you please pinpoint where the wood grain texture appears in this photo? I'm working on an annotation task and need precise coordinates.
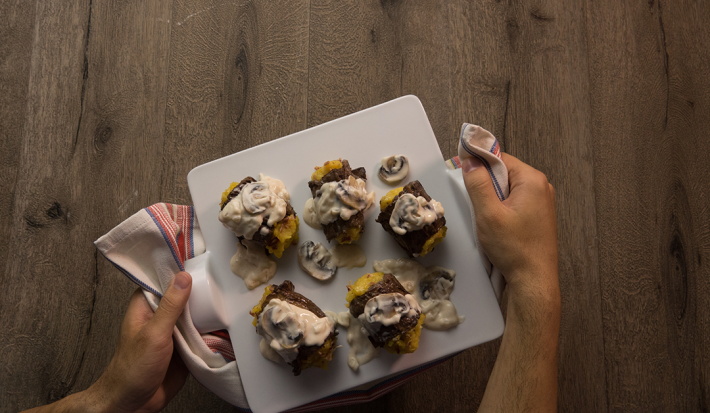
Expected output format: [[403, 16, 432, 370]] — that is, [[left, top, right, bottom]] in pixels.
[[1, 0, 709, 411], [587, 0, 710, 411], [0, 0, 173, 410], [0, 0, 34, 287]]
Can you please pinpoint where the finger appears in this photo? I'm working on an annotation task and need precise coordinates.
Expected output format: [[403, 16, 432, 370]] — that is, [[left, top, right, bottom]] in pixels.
[[146, 272, 192, 340], [461, 156, 502, 217], [121, 288, 154, 340]]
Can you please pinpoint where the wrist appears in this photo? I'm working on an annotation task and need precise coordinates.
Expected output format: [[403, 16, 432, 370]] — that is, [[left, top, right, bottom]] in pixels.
[[82, 374, 123, 413], [505, 270, 561, 327]]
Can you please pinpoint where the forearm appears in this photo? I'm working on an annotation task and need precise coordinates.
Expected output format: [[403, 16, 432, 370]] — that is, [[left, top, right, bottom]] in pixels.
[[478, 275, 561, 413], [22, 375, 126, 413], [23, 386, 109, 413]]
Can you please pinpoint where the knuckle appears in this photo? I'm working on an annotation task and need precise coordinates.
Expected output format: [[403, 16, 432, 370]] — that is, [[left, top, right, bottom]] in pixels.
[[536, 171, 549, 185]]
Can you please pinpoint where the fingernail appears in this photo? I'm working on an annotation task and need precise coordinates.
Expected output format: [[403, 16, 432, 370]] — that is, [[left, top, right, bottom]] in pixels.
[[463, 157, 483, 173], [174, 272, 190, 290]]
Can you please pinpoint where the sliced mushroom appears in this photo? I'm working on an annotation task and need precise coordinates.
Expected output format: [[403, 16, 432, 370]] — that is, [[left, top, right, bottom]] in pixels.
[[259, 306, 304, 351], [359, 293, 420, 335], [335, 176, 367, 210], [241, 182, 270, 214], [298, 241, 337, 280], [378, 155, 409, 184], [419, 267, 456, 301]]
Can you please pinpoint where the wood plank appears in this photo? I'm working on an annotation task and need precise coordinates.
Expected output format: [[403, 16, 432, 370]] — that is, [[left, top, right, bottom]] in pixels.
[[0, 0, 173, 410], [0, 1, 94, 410], [161, 0, 310, 206], [586, 0, 710, 410], [307, 0, 402, 132], [0, 0, 35, 288], [161, 0, 310, 409], [64, 0, 175, 396]]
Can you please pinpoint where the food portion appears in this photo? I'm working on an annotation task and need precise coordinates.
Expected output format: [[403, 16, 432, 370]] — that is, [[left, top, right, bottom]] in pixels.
[[250, 281, 338, 376], [376, 180, 447, 257], [374, 258, 464, 331], [297, 241, 367, 281], [378, 155, 409, 184], [345, 272, 424, 354], [219, 174, 299, 289], [219, 174, 299, 258], [304, 160, 375, 244]]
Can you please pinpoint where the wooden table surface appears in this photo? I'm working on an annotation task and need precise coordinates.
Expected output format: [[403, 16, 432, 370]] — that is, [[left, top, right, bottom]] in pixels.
[[1, 0, 708, 412]]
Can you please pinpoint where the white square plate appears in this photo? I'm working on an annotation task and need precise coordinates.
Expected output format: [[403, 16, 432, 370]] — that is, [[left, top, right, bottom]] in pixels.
[[187, 95, 504, 413]]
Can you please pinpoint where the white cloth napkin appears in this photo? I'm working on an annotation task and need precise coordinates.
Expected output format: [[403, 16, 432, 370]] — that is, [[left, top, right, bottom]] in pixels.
[[445, 123, 509, 301]]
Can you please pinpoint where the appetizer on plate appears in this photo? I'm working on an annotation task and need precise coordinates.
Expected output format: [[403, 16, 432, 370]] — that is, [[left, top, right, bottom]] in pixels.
[[345, 272, 424, 354], [219, 175, 299, 258], [251, 281, 338, 376], [376, 180, 447, 257], [303, 159, 375, 244], [219, 174, 299, 289]]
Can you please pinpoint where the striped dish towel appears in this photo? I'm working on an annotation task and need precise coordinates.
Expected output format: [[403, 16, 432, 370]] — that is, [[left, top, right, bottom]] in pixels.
[[95, 124, 507, 411]]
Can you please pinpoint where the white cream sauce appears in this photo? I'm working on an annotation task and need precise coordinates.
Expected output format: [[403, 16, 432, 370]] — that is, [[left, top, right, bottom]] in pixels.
[[326, 310, 379, 372], [303, 198, 322, 230], [257, 299, 334, 363], [229, 239, 277, 290], [378, 155, 409, 184], [258, 173, 290, 203], [305, 175, 375, 227], [219, 176, 288, 239], [259, 338, 283, 363], [298, 241, 367, 280], [389, 194, 445, 235], [373, 258, 464, 330], [358, 293, 421, 337]]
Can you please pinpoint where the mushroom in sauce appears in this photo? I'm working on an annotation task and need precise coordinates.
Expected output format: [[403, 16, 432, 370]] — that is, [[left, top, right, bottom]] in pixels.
[[378, 155, 410, 184], [297, 241, 337, 280]]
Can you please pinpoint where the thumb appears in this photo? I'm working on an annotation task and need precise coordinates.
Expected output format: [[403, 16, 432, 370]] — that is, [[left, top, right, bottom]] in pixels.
[[462, 156, 501, 217], [149, 271, 192, 338]]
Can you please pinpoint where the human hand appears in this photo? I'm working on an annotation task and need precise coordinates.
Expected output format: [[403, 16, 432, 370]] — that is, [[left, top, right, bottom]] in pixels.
[[88, 272, 193, 413], [462, 154, 558, 297]]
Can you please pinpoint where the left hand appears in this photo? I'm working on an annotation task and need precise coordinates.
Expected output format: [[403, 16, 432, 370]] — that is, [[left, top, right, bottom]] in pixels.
[[88, 272, 193, 413]]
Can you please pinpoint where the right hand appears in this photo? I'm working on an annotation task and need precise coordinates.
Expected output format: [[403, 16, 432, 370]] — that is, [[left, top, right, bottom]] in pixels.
[[90, 272, 193, 413], [462, 153, 559, 297]]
